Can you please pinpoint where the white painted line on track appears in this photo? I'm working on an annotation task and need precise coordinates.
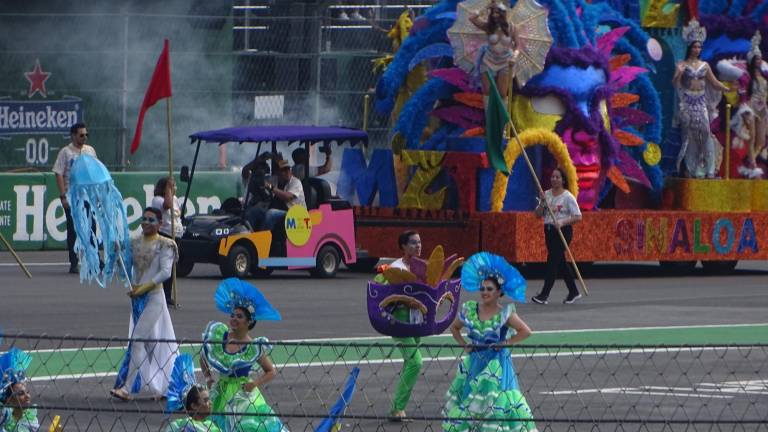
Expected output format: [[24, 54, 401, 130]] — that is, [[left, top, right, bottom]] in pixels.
[[15, 322, 768, 354], [29, 345, 741, 383]]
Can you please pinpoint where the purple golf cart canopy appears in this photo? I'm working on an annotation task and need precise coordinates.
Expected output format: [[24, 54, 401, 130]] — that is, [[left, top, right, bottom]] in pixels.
[[189, 125, 368, 145]]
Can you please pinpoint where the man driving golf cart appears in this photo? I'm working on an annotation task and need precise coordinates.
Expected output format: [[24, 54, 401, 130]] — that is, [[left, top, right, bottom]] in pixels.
[[244, 158, 305, 232]]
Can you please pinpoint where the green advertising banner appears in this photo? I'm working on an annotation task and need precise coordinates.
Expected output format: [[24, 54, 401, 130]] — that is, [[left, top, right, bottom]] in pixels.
[[0, 171, 242, 251]]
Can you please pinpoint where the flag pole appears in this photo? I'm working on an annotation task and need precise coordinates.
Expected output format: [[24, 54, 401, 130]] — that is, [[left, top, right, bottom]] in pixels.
[[167, 95, 178, 307], [503, 63, 588, 296], [0, 232, 32, 279]]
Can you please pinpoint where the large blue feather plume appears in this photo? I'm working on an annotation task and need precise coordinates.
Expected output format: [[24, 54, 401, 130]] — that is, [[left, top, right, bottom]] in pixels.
[[215, 278, 281, 321], [0, 348, 32, 400], [461, 252, 526, 302], [409, 43, 454, 71], [166, 353, 196, 413]]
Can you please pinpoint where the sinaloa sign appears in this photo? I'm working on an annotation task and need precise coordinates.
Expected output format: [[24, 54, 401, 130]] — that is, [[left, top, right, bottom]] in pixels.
[[0, 172, 241, 250]]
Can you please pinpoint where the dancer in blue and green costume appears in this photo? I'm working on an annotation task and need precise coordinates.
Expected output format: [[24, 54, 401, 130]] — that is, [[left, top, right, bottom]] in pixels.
[[0, 348, 39, 432], [443, 252, 537, 432], [165, 354, 221, 432], [200, 278, 287, 432]]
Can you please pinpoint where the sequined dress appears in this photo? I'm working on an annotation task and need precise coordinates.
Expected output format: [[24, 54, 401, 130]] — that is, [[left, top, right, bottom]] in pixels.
[[676, 63, 721, 178]]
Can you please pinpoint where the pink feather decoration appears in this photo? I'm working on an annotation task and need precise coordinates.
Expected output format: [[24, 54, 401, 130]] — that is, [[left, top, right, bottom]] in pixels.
[[610, 66, 647, 89], [429, 68, 474, 92], [617, 151, 651, 188], [597, 27, 629, 56], [612, 107, 654, 127], [431, 106, 484, 129]]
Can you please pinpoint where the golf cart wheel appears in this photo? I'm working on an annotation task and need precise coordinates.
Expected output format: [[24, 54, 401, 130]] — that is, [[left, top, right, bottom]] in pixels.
[[220, 244, 251, 278], [176, 258, 194, 278], [310, 244, 340, 278]]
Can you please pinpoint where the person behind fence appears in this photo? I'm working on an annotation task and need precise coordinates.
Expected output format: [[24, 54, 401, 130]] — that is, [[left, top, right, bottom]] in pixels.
[[200, 278, 287, 432], [291, 145, 332, 181], [443, 252, 537, 432], [165, 354, 221, 432], [111, 207, 179, 402], [53, 122, 98, 274], [151, 176, 185, 307], [382, 230, 424, 421], [0, 348, 39, 432], [531, 168, 582, 305]]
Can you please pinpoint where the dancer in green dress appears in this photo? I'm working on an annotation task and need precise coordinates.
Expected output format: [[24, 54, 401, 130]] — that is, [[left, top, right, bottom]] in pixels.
[[443, 252, 538, 432], [201, 278, 287, 432]]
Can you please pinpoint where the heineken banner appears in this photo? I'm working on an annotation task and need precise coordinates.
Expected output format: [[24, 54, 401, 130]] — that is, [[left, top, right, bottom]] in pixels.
[[0, 171, 241, 251]]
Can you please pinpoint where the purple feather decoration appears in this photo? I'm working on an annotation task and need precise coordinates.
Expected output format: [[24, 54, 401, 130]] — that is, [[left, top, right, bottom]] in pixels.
[[429, 68, 474, 92], [431, 105, 484, 129], [612, 107, 654, 127], [617, 150, 651, 188]]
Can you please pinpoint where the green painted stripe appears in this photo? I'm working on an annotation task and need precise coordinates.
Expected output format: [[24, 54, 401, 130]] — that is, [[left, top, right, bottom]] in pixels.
[[24, 325, 768, 379]]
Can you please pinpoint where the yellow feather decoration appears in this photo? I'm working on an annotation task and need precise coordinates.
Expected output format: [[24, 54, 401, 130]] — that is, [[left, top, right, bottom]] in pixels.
[[490, 128, 578, 212]]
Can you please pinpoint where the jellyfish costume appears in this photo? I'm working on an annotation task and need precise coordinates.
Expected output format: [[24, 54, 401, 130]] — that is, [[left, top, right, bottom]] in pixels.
[[67, 153, 132, 287]]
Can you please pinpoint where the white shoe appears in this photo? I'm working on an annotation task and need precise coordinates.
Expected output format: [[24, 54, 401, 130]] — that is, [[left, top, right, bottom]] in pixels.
[[350, 11, 365, 20], [563, 294, 582, 304], [338, 11, 349, 20]]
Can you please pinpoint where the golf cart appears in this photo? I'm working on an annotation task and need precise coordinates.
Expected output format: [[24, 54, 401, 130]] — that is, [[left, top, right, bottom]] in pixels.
[[177, 125, 365, 278]]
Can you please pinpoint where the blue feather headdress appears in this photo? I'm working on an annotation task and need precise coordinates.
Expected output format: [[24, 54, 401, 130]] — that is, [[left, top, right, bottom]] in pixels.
[[68, 154, 132, 287], [215, 278, 282, 321], [461, 252, 526, 302], [0, 348, 32, 402], [166, 354, 197, 413]]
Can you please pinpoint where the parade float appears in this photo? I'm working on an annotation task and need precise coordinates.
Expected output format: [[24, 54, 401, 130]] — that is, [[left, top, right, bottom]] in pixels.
[[337, 0, 768, 273]]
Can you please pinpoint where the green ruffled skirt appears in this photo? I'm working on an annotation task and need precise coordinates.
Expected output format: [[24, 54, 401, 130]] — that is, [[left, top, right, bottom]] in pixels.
[[211, 377, 288, 432], [443, 355, 537, 432]]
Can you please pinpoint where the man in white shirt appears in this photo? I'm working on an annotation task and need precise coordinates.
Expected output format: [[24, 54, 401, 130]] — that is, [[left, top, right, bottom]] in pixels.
[[52, 123, 98, 274], [263, 159, 306, 231]]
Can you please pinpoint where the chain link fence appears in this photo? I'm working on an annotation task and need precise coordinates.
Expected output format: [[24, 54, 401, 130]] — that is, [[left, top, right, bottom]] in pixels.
[[2, 333, 766, 431], [0, 1, 437, 172]]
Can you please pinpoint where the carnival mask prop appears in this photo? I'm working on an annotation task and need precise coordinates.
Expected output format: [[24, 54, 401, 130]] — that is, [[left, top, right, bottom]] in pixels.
[[367, 246, 463, 338]]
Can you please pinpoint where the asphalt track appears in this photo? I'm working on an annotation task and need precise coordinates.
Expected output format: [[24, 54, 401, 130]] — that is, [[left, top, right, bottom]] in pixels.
[[1, 252, 767, 431]]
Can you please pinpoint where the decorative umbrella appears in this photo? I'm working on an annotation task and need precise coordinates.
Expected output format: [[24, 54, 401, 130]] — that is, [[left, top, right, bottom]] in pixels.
[[447, 0, 552, 87]]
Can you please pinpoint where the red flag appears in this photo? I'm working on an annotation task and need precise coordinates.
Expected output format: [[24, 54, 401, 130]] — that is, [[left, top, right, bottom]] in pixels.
[[130, 39, 172, 154]]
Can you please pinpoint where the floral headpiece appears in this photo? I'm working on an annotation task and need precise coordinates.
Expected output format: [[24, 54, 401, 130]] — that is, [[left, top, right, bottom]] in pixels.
[[214, 278, 281, 321], [461, 252, 527, 302], [0, 348, 32, 402], [682, 18, 706, 45], [748, 31, 762, 63], [166, 354, 198, 413]]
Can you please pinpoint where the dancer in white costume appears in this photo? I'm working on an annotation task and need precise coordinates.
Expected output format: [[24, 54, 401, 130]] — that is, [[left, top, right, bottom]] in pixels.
[[111, 207, 179, 401]]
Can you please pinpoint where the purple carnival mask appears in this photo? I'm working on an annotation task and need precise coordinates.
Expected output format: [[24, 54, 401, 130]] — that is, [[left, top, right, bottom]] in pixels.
[[366, 246, 464, 338], [367, 279, 462, 337]]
